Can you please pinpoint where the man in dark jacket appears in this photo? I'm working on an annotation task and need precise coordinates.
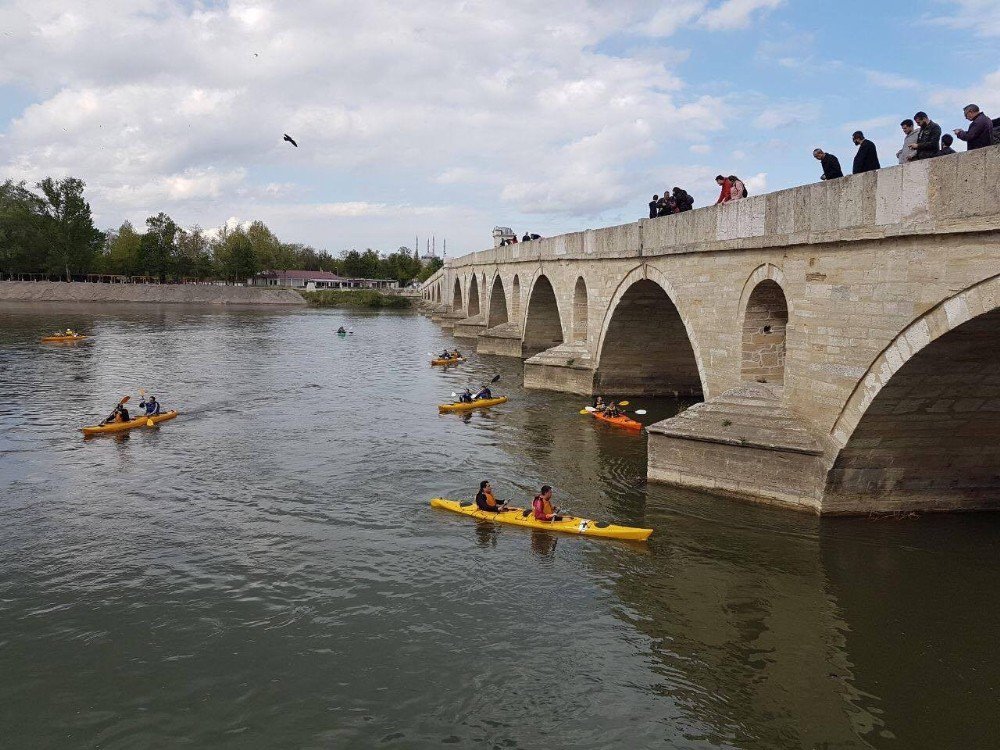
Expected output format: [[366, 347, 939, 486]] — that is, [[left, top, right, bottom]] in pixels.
[[936, 133, 956, 157], [954, 104, 993, 150], [851, 131, 880, 174], [910, 112, 941, 160], [648, 195, 659, 219], [813, 148, 843, 180]]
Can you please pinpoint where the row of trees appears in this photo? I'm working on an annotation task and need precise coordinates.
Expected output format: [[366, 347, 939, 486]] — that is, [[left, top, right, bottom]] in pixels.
[[0, 178, 444, 286]]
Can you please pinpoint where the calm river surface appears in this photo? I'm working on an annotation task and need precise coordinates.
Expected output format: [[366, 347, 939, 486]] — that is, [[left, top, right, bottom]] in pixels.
[[1, 302, 998, 749]]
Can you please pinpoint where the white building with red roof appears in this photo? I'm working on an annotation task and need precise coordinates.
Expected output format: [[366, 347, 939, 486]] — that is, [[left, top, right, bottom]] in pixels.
[[250, 270, 398, 290]]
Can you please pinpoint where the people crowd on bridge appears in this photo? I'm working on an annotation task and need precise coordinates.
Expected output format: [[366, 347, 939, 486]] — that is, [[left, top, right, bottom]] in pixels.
[[642, 103, 996, 219], [812, 104, 996, 183]]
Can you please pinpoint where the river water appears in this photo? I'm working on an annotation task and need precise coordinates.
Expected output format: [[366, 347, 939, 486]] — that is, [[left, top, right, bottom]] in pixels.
[[1, 302, 998, 749]]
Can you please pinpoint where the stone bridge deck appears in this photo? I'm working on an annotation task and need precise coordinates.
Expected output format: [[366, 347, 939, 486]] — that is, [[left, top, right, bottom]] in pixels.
[[421, 146, 1000, 515]]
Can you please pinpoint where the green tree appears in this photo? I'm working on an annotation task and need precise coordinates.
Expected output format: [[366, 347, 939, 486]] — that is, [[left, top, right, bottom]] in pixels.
[[176, 226, 214, 280], [0, 180, 47, 275], [36, 177, 103, 280], [217, 230, 258, 283], [246, 220, 281, 270], [104, 221, 142, 276], [417, 256, 444, 282], [139, 213, 179, 281]]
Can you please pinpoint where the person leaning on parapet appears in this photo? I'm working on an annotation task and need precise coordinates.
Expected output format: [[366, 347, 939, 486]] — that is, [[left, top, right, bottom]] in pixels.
[[648, 195, 659, 219], [813, 149, 843, 180], [657, 193, 677, 216], [728, 175, 746, 200], [896, 119, 919, 164], [954, 104, 994, 150], [851, 131, 881, 174], [672, 187, 694, 212], [910, 112, 941, 160], [714, 175, 733, 204], [936, 133, 957, 157]]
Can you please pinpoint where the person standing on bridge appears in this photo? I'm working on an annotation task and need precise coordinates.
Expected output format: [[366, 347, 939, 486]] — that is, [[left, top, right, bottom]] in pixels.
[[673, 187, 694, 212], [910, 112, 941, 160], [648, 195, 659, 219], [936, 133, 956, 157], [896, 119, 919, 164], [851, 131, 881, 174], [813, 149, 843, 180], [953, 104, 994, 150]]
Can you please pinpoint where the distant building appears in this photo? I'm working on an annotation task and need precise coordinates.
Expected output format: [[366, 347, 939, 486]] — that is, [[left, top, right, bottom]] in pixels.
[[250, 270, 398, 290], [492, 226, 515, 247]]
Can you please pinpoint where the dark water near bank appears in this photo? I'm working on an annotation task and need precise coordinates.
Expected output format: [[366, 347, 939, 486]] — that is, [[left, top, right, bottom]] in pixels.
[[1, 303, 998, 749]]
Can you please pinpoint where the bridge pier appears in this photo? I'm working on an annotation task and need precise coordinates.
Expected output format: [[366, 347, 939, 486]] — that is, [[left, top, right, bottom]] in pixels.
[[523, 345, 596, 395], [477, 323, 523, 357], [453, 314, 487, 339], [438, 310, 465, 330], [646, 385, 828, 513]]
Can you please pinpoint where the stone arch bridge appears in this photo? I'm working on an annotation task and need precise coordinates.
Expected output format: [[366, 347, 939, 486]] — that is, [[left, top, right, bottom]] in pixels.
[[421, 147, 1000, 515]]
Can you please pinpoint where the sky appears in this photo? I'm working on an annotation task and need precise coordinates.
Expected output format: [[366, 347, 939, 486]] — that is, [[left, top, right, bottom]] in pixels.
[[0, 0, 997, 258]]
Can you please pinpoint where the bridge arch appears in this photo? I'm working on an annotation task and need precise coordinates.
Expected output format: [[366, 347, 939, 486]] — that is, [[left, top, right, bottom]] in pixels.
[[522, 273, 564, 357], [825, 275, 1000, 512], [572, 276, 588, 344], [452, 278, 463, 311], [739, 266, 789, 386], [595, 265, 705, 397], [487, 274, 508, 327], [468, 274, 480, 317]]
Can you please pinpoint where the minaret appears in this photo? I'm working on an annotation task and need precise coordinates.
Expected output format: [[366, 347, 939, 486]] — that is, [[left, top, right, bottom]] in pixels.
[[432, 235, 436, 256]]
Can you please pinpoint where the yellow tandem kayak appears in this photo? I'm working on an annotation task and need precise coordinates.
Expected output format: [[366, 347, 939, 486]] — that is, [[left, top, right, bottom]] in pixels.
[[81, 410, 179, 436], [42, 334, 88, 343], [438, 396, 508, 412], [431, 357, 465, 366], [430, 498, 653, 542]]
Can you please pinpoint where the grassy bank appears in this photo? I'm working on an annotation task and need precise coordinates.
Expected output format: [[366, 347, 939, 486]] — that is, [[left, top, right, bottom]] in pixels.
[[299, 289, 412, 309]]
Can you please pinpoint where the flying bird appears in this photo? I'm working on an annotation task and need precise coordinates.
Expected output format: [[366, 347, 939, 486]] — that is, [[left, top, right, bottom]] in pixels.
[[283, 134, 298, 148]]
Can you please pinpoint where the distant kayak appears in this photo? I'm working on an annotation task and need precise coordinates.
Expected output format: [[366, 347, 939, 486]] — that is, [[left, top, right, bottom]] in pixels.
[[81, 410, 178, 436], [430, 498, 653, 542], [431, 357, 464, 366], [438, 396, 507, 412], [42, 334, 88, 343], [590, 410, 642, 431]]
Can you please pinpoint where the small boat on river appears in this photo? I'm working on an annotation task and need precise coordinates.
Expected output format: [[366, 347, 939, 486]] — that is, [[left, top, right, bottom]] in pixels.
[[438, 396, 507, 412], [81, 410, 179, 436], [430, 498, 653, 541]]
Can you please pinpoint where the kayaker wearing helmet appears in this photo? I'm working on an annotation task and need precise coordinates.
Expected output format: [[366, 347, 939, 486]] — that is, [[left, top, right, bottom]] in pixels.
[[475, 480, 509, 513], [532, 485, 563, 522], [139, 395, 161, 415]]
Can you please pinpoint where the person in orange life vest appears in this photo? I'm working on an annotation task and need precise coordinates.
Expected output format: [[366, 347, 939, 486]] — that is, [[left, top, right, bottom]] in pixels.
[[475, 480, 509, 513], [532, 485, 563, 522]]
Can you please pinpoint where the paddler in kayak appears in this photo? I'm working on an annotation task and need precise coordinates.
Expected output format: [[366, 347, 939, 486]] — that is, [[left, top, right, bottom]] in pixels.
[[337, 326, 347, 334], [473, 384, 492, 400], [458, 388, 474, 403], [594, 396, 606, 412], [440, 348, 453, 359], [475, 480, 509, 513], [532, 485, 563, 522], [102, 402, 130, 425], [139, 395, 161, 415], [603, 402, 621, 418], [451, 349, 462, 359]]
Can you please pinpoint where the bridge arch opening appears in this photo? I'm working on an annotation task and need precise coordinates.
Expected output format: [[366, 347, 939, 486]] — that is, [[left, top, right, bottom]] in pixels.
[[487, 275, 508, 327], [522, 275, 563, 357], [452, 279, 463, 311], [825, 304, 1000, 513], [596, 278, 702, 397], [741, 279, 788, 385], [468, 275, 480, 317], [572, 277, 588, 344]]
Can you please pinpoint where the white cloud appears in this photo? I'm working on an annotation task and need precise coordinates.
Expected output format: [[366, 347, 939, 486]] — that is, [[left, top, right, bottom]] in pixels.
[[690, 144, 712, 154], [699, 0, 784, 31], [0, 0, 784, 251], [744, 172, 767, 194], [863, 69, 920, 91], [753, 101, 821, 130], [925, 0, 1000, 36]]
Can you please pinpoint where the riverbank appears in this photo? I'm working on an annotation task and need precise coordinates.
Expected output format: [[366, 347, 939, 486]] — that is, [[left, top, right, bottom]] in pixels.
[[0, 280, 305, 305], [299, 289, 412, 309]]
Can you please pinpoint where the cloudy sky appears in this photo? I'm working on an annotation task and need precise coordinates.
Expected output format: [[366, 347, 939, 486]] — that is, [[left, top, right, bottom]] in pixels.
[[0, 0, 997, 257]]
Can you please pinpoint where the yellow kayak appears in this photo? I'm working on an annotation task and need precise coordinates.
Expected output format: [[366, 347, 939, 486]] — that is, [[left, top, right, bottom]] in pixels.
[[431, 357, 465, 366], [42, 334, 88, 343], [438, 396, 508, 412], [81, 410, 179, 436], [430, 498, 653, 541]]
